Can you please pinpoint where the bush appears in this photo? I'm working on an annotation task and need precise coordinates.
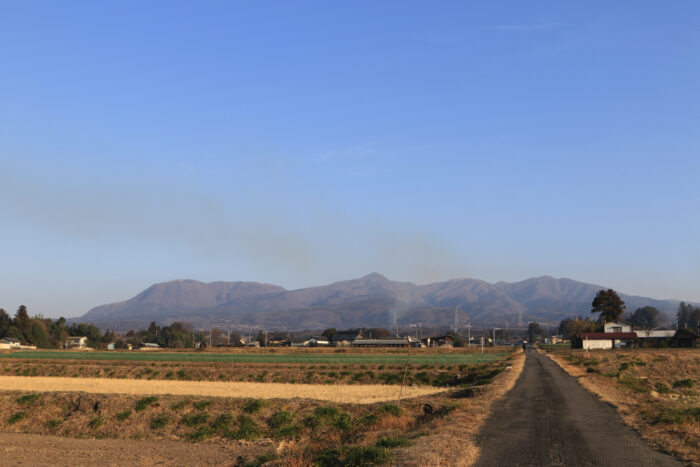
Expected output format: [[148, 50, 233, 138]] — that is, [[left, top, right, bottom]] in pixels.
[[358, 413, 378, 426], [376, 404, 401, 416], [7, 411, 27, 424], [150, 415, 170, 430], [169, 400, 186, 411], [225, 415, 262, 440], [88, 416, 103, 429], [186, 425, 215, 442], [269, 410, 300, 439], [653, 408, 700, 425], [135, 396, 159, 411], [243, 399, 263, 414], [211, 413, 234, 431], [314, 448, 342, 467], [376, 436, 409, 448], [673, 379, 695, 388], [344, 446, 390, 466], [45, 419, 62, 429], [116, 410, 132, 421], [181, 413, 209, 427], [193, 400, 211, 411], [16, 393, 42, 406]]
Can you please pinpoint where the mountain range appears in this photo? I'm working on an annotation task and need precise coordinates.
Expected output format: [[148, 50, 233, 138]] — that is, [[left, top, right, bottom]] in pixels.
[[76, 273, 685, 331]]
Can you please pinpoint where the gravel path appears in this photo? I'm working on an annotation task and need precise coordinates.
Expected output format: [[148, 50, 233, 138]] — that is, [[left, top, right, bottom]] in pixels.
[[474, 350, 681, 466]]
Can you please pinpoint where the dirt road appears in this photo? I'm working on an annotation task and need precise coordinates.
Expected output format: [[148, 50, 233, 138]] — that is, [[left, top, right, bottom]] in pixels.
[[474, 350, 681, 466]]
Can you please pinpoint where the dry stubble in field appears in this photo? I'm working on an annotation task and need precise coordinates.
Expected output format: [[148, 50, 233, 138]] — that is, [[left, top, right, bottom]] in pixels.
[[545, 348, 699, 465], [0, 375, 443, 403]]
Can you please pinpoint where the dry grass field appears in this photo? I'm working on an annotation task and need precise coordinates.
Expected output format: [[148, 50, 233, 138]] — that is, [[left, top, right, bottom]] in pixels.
[[0, 375, 443, 403], [544, 348, 700, 465], [0, 347, 520, 465]]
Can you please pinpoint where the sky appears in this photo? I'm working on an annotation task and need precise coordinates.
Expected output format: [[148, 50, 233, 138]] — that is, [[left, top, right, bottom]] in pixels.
[[1, 1, 699, 318]]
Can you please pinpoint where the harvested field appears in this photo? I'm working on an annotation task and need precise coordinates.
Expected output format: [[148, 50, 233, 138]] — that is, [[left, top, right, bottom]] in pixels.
[[543, 348, 700, 465], [0, 375, 443, 403]]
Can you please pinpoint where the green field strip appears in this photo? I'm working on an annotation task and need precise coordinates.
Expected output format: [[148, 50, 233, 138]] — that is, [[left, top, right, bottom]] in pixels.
[[0, 350, 506, 365]]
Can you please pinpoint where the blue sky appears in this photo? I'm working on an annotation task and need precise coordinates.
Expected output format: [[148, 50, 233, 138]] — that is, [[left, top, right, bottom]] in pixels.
[[1, 1, 699, 318]]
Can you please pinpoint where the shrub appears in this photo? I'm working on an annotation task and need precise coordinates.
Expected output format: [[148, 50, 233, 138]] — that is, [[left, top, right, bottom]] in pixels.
[[269, 410, 300, 439], [332, 412, 352, 431], [135, 396, 159, 411], [7, 411, 27, 424], [186, 425, 215, 442], [314, 448, 342, 467], [211, 413, 234, 431], [376, 404, 401, 416], [358, 413, 378, 426], [88, 416, 103, 429], [16, 393, 42, 406], [376, 436, 409, 448], [243, 399, 263, 414], [169, 400, 186, 411], [116, 410, 132, 421], [225, 415, 262, 440], [150, 415, 170, 430], [181, 413, 209, 427], [344, 446, 390, 466], [673, 379, 695, 389], [192, 400, 211, 411], [653, 408, 700, 425], [654, 383, 671, 394], [45, 419, 62, 429]]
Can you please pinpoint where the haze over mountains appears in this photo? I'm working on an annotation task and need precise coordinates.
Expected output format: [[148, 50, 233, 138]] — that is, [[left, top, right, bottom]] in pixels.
[[78, 274, 684, 332]]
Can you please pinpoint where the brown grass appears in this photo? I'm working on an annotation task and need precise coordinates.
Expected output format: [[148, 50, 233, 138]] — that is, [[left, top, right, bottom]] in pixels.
[[393, 351, 526, 466], [544, 348, 700, 465], [0, 375, 443, 404]]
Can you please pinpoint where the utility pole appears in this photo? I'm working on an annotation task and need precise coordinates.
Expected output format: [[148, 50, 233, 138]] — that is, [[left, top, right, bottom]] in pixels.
[[467, 321, 471, 349], [492, 328, 501, 347]]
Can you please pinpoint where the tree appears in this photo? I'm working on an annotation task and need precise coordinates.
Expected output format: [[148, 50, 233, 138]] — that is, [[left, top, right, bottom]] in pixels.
[[591, 289, 625, 323], [15, 305, 30, 331], [321, 328, 337, 339], [628, 306, 660, 330], [527, 322, 544, 343], [0, 309, 10, 337]]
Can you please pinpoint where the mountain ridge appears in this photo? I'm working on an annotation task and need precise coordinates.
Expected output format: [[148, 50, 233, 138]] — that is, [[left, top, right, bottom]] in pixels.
[[76, 274, 689, 331]]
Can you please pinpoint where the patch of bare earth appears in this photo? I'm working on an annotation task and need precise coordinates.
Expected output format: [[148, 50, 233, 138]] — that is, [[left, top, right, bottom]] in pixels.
[[392, 351, 526, 466], [544, 348, 700, 466], [0, 432, 256, 467]]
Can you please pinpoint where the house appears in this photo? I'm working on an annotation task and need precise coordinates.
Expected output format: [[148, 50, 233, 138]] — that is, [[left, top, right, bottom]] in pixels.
[[267, 337, 291, 347], [580, 332, 637, 350], [64, 336, 88, 349], [0, 337, 21, 349], [603, 321, 633, 333], [635, 329, 676, 339], [332, 330, 365, 347], [307, 336, 331, 347], [421, 335, 454, 348], [139, 342, 160, 351], [351, 336, 423, 348]]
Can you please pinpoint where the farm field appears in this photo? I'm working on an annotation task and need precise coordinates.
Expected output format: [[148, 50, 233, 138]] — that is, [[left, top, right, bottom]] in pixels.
[[0, 348, 521, 465], [0, 348, 507, 387], [0, 348, 504, 365], [543, 348, 700, 465]]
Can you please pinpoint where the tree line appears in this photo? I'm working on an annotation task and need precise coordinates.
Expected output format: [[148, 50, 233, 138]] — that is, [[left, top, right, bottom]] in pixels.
[[0, 306, 212, 349], [557, 290, 699, 343]]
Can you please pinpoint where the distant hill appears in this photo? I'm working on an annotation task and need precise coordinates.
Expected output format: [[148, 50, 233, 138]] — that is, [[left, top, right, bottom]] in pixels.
[[76, 274, 685, 331]]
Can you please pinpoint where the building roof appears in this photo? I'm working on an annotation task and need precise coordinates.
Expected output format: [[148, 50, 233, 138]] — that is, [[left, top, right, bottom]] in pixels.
[[581, 332, 637, 340], [332, 330, 364, 342], [352, 338, 409, 345]]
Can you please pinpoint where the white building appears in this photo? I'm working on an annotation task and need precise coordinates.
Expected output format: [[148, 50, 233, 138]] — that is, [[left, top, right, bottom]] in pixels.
[[64, 336, 88, 349]]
